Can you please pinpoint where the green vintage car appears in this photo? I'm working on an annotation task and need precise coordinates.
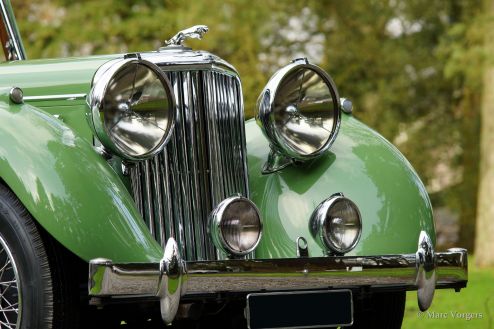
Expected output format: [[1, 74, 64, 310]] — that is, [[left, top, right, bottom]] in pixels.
[[0, 1, 467, 328]]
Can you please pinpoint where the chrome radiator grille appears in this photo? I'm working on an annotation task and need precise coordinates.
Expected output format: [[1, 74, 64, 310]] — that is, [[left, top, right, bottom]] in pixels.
[[129, 69, 249, 261]]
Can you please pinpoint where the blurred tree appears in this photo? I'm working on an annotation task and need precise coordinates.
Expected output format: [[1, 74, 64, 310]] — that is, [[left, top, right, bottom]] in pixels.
[[303, 1, 482, 251], [431, 1, 483, 252], [475, 0, 494, 267]]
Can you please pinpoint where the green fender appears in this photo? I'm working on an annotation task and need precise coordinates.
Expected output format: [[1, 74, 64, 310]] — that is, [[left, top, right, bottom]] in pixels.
[[246, 114, 435, 259], [0, 88, 162, 263]]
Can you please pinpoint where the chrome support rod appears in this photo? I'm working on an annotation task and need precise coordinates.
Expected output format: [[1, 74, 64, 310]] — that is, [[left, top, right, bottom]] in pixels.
[[0, 0, 26, 60]]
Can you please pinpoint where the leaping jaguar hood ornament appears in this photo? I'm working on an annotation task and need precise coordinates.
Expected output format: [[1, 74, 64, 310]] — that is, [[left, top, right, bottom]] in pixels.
[[165, 25, 209, 47]]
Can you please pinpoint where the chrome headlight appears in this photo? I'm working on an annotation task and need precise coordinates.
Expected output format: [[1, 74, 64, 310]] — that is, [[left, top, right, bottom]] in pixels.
[[209, 196, 263, 256], [256, 58, 341, 161], [88, 58, 175, 161], [310, 193, 362, 254]]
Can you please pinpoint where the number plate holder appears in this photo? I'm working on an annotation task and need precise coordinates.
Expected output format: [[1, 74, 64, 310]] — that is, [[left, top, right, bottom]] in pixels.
[[246, 289, 353, 329]]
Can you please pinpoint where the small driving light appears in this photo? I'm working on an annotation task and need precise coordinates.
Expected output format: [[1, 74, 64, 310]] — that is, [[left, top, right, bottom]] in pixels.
[[209, 196, 262, 256], [310, 193, 362, 254]]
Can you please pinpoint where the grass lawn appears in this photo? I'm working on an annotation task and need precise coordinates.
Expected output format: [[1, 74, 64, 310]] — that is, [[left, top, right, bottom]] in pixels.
[[402, 256, 494, 329]]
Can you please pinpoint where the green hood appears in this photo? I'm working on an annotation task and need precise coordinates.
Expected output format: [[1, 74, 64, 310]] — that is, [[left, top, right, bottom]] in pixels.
[[0, 55, 118, 105]]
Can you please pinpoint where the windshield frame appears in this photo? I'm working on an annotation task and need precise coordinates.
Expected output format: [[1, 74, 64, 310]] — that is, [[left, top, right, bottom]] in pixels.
[[0, 0, 26, 61]]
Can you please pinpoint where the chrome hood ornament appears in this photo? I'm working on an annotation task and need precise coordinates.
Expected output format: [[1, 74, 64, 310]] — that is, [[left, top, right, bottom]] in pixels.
[[165, 25, 209, 46]]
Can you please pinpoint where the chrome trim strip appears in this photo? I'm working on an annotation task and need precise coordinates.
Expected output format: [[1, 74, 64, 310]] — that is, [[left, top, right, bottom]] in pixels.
[[141, 51, 239, 77], [23, 93, 87, 101], [0, 0, 26, 60]]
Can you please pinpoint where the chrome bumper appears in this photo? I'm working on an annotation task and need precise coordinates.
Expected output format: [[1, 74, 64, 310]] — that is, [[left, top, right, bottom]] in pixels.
[[88, 231, 467, 324]]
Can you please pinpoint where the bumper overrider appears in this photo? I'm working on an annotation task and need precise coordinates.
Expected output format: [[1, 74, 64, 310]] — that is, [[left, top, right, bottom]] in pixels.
[[88, 231, 467, 324]]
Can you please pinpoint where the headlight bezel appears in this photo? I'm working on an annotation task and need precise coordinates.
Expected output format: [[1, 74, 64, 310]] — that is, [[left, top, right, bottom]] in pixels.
[[88, 57, 176, 161], [209, 196, 263, 257], [310, 193, 362, 255], [256, 58, 341, 162]]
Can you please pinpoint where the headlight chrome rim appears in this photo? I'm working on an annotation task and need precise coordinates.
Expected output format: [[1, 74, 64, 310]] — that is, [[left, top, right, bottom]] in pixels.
[[256, 58, 341, 161], [88, 57, 176, 161], [310, 193, 362, 255], [209, 196, 263, 257]]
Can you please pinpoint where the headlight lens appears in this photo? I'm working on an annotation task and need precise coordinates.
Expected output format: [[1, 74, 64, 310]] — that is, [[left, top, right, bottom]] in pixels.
[[310, 194, 362, 254], [257, 59, 341, 161], [209, 196, 262, 256], [88, 58, 175, 161]]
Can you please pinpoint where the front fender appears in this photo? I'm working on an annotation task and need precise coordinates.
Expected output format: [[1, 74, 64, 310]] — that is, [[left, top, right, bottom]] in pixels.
[[0, 88, 161, 263], [246, 114, 435, 259]]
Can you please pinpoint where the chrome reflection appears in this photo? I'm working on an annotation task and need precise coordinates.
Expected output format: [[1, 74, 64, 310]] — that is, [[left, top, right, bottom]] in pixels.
[[158, 238, 183, 325], [209, 196, 262, 257], [88, 58, 175, 161], [89, 246, 468, 324], [257, 59, 341, 169], [310, 193, 362, 255], [274, 68, 336, 156], [416, 231, 436, 311], [129, 69, 249, 262]]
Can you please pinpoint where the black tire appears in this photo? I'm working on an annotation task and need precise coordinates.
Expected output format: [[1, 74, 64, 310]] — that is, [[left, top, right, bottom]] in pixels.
[[0, 184, 81, 329], [350, 291, 406, 329]]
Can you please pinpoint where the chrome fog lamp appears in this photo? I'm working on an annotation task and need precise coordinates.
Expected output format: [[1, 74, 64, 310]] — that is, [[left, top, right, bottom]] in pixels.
[[256, 58, 341, 161], [209, 196, 262, 256], [310, 193, 362, 254], [88, 58, 175, 161]]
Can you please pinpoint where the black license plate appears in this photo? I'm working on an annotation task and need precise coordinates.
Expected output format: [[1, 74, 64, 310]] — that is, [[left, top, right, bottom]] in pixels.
[[246, 290, 353, 329]]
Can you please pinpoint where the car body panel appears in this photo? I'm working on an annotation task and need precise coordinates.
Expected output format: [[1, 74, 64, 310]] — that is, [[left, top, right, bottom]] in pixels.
[[0, 55, 116, 102], [0, 56, 120, 144], [0, 88, 162, 263], [0, 56, 435, 263], [246, 115, 435, 259]]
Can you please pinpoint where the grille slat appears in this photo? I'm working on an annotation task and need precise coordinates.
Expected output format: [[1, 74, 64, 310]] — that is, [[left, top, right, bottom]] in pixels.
[[130, 69, 248, 261], [143, 161, 155, 238], [152, 156, 165, 244], [204, 71, 224, 206], [160, 150, 175, 239]]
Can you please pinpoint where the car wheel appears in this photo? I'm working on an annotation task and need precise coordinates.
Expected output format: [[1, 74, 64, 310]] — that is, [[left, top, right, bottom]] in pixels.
[[350, 291, 406, 328], [0, 184, 79, 329]]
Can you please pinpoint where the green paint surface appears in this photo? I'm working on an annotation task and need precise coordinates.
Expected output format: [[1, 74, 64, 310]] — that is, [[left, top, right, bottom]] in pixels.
[[0, 88, 162, 263], [246, 114, 435, 259], [0, 55, 117, 100]]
